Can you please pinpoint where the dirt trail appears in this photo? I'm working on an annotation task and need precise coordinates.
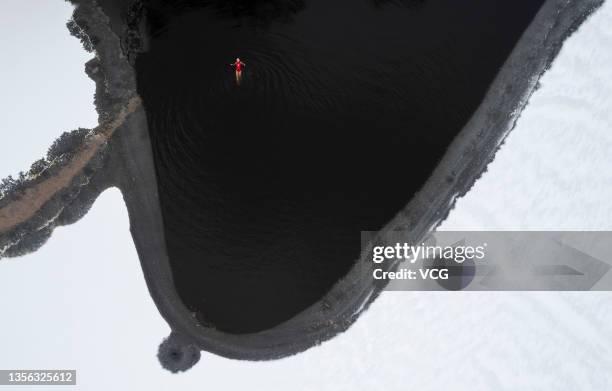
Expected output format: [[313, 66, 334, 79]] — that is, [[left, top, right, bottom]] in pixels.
[[0, 96, 141, 233]]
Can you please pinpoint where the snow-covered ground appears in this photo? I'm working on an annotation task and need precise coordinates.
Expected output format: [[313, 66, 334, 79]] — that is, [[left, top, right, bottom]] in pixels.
[[0, 1, 611, 390], [0, 1, 97, 178]]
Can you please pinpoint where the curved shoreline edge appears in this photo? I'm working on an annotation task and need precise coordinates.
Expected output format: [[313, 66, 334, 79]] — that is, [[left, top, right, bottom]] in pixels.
[[0, 0, 604, 366]]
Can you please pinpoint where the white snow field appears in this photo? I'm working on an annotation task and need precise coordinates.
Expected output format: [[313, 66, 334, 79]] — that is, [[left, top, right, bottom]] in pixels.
[[0, 1, 611, 390], [0, 1, 97, 179]]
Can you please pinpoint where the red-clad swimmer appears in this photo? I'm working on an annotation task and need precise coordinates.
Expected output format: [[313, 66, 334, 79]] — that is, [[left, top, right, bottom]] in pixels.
[[231, 58, 245, 85]]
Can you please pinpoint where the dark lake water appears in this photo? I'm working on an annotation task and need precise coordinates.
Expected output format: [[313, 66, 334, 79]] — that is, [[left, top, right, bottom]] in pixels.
[[135, 0, 545, 333]]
